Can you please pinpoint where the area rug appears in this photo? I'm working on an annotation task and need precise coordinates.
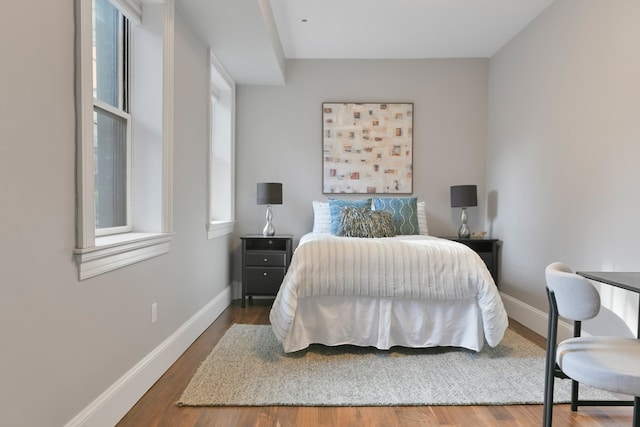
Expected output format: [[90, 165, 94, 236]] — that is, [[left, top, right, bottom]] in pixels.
[[177, 324, 617, 407]]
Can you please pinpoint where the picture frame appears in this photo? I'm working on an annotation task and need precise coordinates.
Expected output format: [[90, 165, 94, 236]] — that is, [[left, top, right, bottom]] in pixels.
[[322, 102, 413, 194]]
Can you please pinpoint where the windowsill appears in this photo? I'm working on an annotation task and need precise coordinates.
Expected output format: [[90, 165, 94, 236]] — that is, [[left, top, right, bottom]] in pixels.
[[74, 232, 174, 280], [207, 220, 235, 239]]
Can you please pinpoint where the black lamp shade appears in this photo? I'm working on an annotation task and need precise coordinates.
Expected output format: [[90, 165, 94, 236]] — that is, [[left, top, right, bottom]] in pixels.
[[450, 185, 477, 208], [257, 182, 282, 205]]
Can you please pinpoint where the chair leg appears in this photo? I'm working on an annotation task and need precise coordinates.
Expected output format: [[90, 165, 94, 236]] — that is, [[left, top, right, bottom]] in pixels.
[[633, 396, 639, 427], [543, 288, 559, 427], [570, 320, 581, 412], [571, 379, 578, 412], [543, 365, 555, 427]]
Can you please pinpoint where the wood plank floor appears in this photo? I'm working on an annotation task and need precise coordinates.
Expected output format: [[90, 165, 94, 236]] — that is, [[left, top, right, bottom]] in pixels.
[[117, 299, 634, 427]]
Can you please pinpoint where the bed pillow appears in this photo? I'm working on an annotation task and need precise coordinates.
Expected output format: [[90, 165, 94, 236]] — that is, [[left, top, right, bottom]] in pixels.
[[312, 201, 331, 233], [338, 207, 395, 238], [417, 201, 429, 235], [372, 197, 419, 235], [328, 198, 372, 235]]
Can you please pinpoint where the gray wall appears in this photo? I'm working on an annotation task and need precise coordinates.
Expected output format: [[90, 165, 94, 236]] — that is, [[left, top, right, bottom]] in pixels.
[[234, 59, 491, 279], [3, 0, 638, 425], [0, 3, 230, 426], [487, 0, 640, 335]]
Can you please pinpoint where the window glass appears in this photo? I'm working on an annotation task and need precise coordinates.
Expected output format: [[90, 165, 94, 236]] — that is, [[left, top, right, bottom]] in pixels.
[[93, 108, 128, 228], [93, 0, 122, 108], [92, 0, 130, 234]]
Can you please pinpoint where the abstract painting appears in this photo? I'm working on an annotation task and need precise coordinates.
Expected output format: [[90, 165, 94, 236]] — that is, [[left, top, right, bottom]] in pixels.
[[322, 102, 413, 194]]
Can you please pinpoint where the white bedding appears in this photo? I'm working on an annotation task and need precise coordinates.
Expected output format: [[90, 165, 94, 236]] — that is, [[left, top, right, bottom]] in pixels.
[[269, 233, 508, 353]]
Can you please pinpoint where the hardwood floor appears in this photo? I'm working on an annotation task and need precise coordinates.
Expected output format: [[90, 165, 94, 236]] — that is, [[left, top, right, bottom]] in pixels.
[[117, 299, 634, 427]]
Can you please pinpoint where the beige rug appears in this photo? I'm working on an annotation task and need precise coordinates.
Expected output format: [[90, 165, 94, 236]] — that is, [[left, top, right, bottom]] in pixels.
[[177, 324, 617, 406]]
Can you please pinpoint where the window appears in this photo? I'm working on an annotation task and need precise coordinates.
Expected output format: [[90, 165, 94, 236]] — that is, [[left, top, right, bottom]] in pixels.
[[93, 0, 131, 235], [74, 0, 175, 280], [207, 51, 236, 239]]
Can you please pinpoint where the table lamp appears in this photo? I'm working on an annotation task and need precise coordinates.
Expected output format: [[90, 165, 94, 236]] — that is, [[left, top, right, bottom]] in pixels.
[[450, 185, 477, 238], [257, 182, 282, 236]]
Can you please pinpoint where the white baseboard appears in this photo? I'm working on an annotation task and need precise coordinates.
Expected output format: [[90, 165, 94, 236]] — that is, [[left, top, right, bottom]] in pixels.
[[500, 291, 574, 342], [64, 286, 232, 427]]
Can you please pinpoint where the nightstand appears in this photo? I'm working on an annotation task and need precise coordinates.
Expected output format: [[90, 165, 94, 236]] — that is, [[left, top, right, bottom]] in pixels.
[[442, 237, 502, 286], [240, 235, 293, 307]]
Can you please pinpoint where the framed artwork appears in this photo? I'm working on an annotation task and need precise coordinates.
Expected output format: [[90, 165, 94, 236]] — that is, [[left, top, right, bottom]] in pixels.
[[322, 102, 413, 194]]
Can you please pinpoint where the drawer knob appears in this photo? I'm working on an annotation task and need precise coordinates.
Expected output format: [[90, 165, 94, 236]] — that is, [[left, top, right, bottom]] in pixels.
[[263, 272, 268, 276], [263, 258, 268, 262]]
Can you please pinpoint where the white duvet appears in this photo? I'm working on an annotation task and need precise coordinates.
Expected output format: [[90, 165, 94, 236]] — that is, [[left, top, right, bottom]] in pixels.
[[269, 233, 508, 352]]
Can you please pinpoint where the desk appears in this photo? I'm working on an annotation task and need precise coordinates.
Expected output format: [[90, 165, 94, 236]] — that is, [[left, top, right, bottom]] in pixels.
[[575, 271, 640, 423]]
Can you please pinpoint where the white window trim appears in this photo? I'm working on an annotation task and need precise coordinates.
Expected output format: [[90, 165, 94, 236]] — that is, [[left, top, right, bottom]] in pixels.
[[74, 0, 175, 280], [74, 233, 172, 279], [206, 49, 236, 239], [207, 220, 236, 239], [108, 0, 142, 25]]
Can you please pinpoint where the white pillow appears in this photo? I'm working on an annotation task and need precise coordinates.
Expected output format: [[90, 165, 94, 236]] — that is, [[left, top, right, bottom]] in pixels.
[[312, 201, 331, 233], [417, 201, 429, 235]]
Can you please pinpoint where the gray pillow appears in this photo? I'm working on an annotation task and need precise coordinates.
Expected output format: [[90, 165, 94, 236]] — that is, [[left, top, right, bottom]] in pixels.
[[338, 207, 395, 238], [328, 198, 372, 235]]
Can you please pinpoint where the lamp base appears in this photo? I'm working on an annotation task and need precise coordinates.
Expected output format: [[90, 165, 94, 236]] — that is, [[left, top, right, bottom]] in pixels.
[[458, 207, 470, 238], [263, 205, 275, 236]]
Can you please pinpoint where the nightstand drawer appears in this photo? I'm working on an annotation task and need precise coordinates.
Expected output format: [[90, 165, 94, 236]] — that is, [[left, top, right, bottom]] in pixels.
[[246, 267, 286, 294], [245, 238, 289, 251], [245, 252, 287, 267]]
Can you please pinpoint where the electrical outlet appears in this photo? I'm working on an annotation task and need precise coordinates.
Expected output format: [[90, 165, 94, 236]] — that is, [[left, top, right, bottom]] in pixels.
[[151, 303, 157, 323]]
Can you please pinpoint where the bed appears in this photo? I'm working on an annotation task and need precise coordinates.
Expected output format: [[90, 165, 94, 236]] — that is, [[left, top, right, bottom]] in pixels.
[[269, 198, 509, 353]]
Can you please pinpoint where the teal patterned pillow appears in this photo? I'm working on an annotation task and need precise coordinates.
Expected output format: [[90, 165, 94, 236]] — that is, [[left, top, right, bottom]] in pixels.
[[373, 197, 419, 235], [328, 198, 372, 235], [338, 207, 395, 238]]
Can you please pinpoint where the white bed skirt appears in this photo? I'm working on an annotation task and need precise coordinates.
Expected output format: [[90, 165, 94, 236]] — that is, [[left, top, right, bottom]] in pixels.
[[280, 295, 484, 353]]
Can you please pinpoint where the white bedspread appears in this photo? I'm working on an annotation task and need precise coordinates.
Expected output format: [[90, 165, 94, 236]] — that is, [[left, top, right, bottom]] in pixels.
[[269, 233, 508, 352]]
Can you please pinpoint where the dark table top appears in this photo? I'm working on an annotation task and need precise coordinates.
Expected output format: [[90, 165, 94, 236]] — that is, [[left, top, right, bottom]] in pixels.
[[577, 271, 640, 294]]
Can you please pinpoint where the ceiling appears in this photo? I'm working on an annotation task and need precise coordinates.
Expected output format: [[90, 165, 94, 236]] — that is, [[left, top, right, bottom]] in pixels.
[[176, 0, 555, 85]]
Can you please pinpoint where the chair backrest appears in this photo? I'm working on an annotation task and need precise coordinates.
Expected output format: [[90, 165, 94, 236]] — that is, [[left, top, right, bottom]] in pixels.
[[545, 262, 601, 321]]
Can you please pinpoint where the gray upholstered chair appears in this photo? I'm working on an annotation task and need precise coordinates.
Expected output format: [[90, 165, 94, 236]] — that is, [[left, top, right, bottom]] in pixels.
[[544, 262, 640, 427]]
